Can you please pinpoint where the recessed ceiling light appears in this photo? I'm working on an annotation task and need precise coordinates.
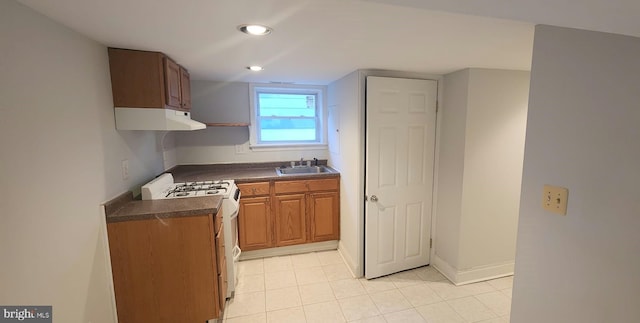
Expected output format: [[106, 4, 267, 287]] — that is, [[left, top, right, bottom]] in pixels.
[[238, 24, 272, 36], [247, 65, 264, 71]]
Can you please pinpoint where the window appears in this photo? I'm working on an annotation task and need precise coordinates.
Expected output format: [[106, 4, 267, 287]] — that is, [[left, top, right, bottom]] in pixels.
[[249, 84, 326, 148]]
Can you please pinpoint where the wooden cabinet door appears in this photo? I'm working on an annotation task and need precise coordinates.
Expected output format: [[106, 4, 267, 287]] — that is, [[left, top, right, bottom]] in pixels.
[[163, 57, 182, 109], [107, 215, 219, 323], [309, 191, 340, 242], [107, 48, 165, 109], [179, 67, 191, 111], [238, 197, 273, 251], [274, 194, 307, 246]]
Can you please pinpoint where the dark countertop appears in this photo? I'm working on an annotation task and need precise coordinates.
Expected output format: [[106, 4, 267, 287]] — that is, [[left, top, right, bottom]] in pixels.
[[167, 161, 340, 183], [106, 193, 222, 223], [104, 161, 339, 223]]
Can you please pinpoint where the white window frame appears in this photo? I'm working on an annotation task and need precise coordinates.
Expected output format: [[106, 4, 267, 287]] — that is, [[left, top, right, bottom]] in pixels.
[[249, 83, 327, 150]]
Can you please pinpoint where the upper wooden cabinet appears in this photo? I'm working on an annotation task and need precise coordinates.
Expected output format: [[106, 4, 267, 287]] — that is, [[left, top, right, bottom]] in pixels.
[[179, 67, 192, 110], [108, 48, 191, 111], [163, 57, 182, 108]]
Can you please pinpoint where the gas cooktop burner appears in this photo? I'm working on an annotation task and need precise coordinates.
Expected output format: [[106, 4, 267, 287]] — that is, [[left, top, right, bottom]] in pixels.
[[141, 174, 236, 200], [183, 180, 231, 186], [165, 181, 230, 197], [174, 184, 228, 192]]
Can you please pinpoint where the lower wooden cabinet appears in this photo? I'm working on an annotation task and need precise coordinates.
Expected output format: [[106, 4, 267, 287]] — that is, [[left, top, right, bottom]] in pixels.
[[107, 213, 224, 323], [309, 191, 340, 242], [238, 177, 340, 251], [273, 194, 307, 246], [238, 196, 273, 251]]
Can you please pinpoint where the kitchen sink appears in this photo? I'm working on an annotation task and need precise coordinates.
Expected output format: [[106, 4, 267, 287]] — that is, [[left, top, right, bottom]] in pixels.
[[275, 165, 336, 176]]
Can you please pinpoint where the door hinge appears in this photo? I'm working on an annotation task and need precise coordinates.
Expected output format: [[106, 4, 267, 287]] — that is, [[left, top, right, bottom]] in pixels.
[[430, 238, 433, 248], [435, 101, 439, 113]]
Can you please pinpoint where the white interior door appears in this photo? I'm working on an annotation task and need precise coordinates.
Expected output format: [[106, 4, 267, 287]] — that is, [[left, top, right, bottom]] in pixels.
[[365, 76, 437, 279]]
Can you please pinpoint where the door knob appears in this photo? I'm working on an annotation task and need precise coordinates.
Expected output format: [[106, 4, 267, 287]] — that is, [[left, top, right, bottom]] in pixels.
[[370, 195, 378, 202]]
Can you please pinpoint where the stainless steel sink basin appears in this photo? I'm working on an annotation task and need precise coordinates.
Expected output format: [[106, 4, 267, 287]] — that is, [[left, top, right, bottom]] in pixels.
[[275, 165, 336, 176]]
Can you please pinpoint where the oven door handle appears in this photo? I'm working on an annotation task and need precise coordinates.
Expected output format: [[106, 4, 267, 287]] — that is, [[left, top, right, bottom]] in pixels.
[[229, 208, 239, 220]]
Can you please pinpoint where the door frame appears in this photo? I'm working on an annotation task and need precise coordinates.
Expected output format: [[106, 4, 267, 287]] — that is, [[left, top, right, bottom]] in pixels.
[[357, 70, 443, 278]]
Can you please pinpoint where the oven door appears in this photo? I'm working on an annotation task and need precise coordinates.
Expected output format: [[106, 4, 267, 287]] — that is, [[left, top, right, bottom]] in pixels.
[[221, 186, 241, 298]]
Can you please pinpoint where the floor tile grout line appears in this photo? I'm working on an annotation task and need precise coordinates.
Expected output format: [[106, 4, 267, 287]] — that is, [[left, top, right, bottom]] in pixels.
[[445, 294, 498, 323], [229, 251, 511, 323]]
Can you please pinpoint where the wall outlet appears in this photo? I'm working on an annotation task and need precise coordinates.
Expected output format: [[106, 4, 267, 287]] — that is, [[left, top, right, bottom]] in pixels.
[[542, 184, 568, 215], [235, 142, 249, 154], [121, 159, 129, 180]]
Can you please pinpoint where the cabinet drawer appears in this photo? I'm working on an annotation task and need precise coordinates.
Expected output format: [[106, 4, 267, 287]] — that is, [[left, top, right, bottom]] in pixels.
[[275, 178, 339, 194], [307, 178, 339, 191], [274, 180, 307, 194], [238, 182, 270, 197]]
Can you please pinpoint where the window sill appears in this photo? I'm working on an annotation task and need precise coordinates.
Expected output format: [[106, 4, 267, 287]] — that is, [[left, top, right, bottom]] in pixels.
[[249, 143, 328, 152]]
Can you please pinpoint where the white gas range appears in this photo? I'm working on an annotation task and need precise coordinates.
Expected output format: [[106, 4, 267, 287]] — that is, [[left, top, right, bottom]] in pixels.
[[141, 173, 241, 300]]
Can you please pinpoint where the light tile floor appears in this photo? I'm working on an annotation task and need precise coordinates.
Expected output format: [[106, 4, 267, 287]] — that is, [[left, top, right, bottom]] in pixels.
[[224, 250, 513, 323]]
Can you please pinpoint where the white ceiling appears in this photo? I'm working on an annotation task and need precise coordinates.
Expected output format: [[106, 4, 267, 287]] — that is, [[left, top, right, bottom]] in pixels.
[[17, 0, 639, 85]]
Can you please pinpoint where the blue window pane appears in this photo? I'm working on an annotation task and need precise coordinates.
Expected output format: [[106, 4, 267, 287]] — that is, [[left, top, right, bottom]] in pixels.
[[259, 117, 316, 142], [258, 93, 316, 117], [260, 118, 316, 129], [255, 89, 321, 144], [260, 129, 317, 142]]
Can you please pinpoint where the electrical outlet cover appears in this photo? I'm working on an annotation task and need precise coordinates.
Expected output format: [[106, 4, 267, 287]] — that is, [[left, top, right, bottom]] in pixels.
[[121, 159, 130, 180]]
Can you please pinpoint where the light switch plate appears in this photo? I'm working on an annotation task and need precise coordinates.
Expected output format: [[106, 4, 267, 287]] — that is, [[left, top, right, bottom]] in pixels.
[[542, 184, 568, 215]]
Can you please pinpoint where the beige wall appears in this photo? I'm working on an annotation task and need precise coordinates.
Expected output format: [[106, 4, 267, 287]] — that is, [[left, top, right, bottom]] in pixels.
[[434, 69, 469, 270], [0, 1, 166, 322], [435, 68, 529, 284], [175, 80, 330, 164], [512, 25, 640, 323], [327, 71, 364, 275]]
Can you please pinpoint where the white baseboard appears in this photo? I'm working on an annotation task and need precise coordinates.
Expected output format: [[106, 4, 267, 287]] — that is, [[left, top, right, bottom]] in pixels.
[[338, 241, 362, 278], [431, 254, 458, 283], [432, 254, 514, 286], [239, 241, 338, 260]]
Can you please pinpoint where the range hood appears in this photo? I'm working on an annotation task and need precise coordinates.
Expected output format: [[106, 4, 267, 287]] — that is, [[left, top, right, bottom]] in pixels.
[[114, 108, 206, 131]]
